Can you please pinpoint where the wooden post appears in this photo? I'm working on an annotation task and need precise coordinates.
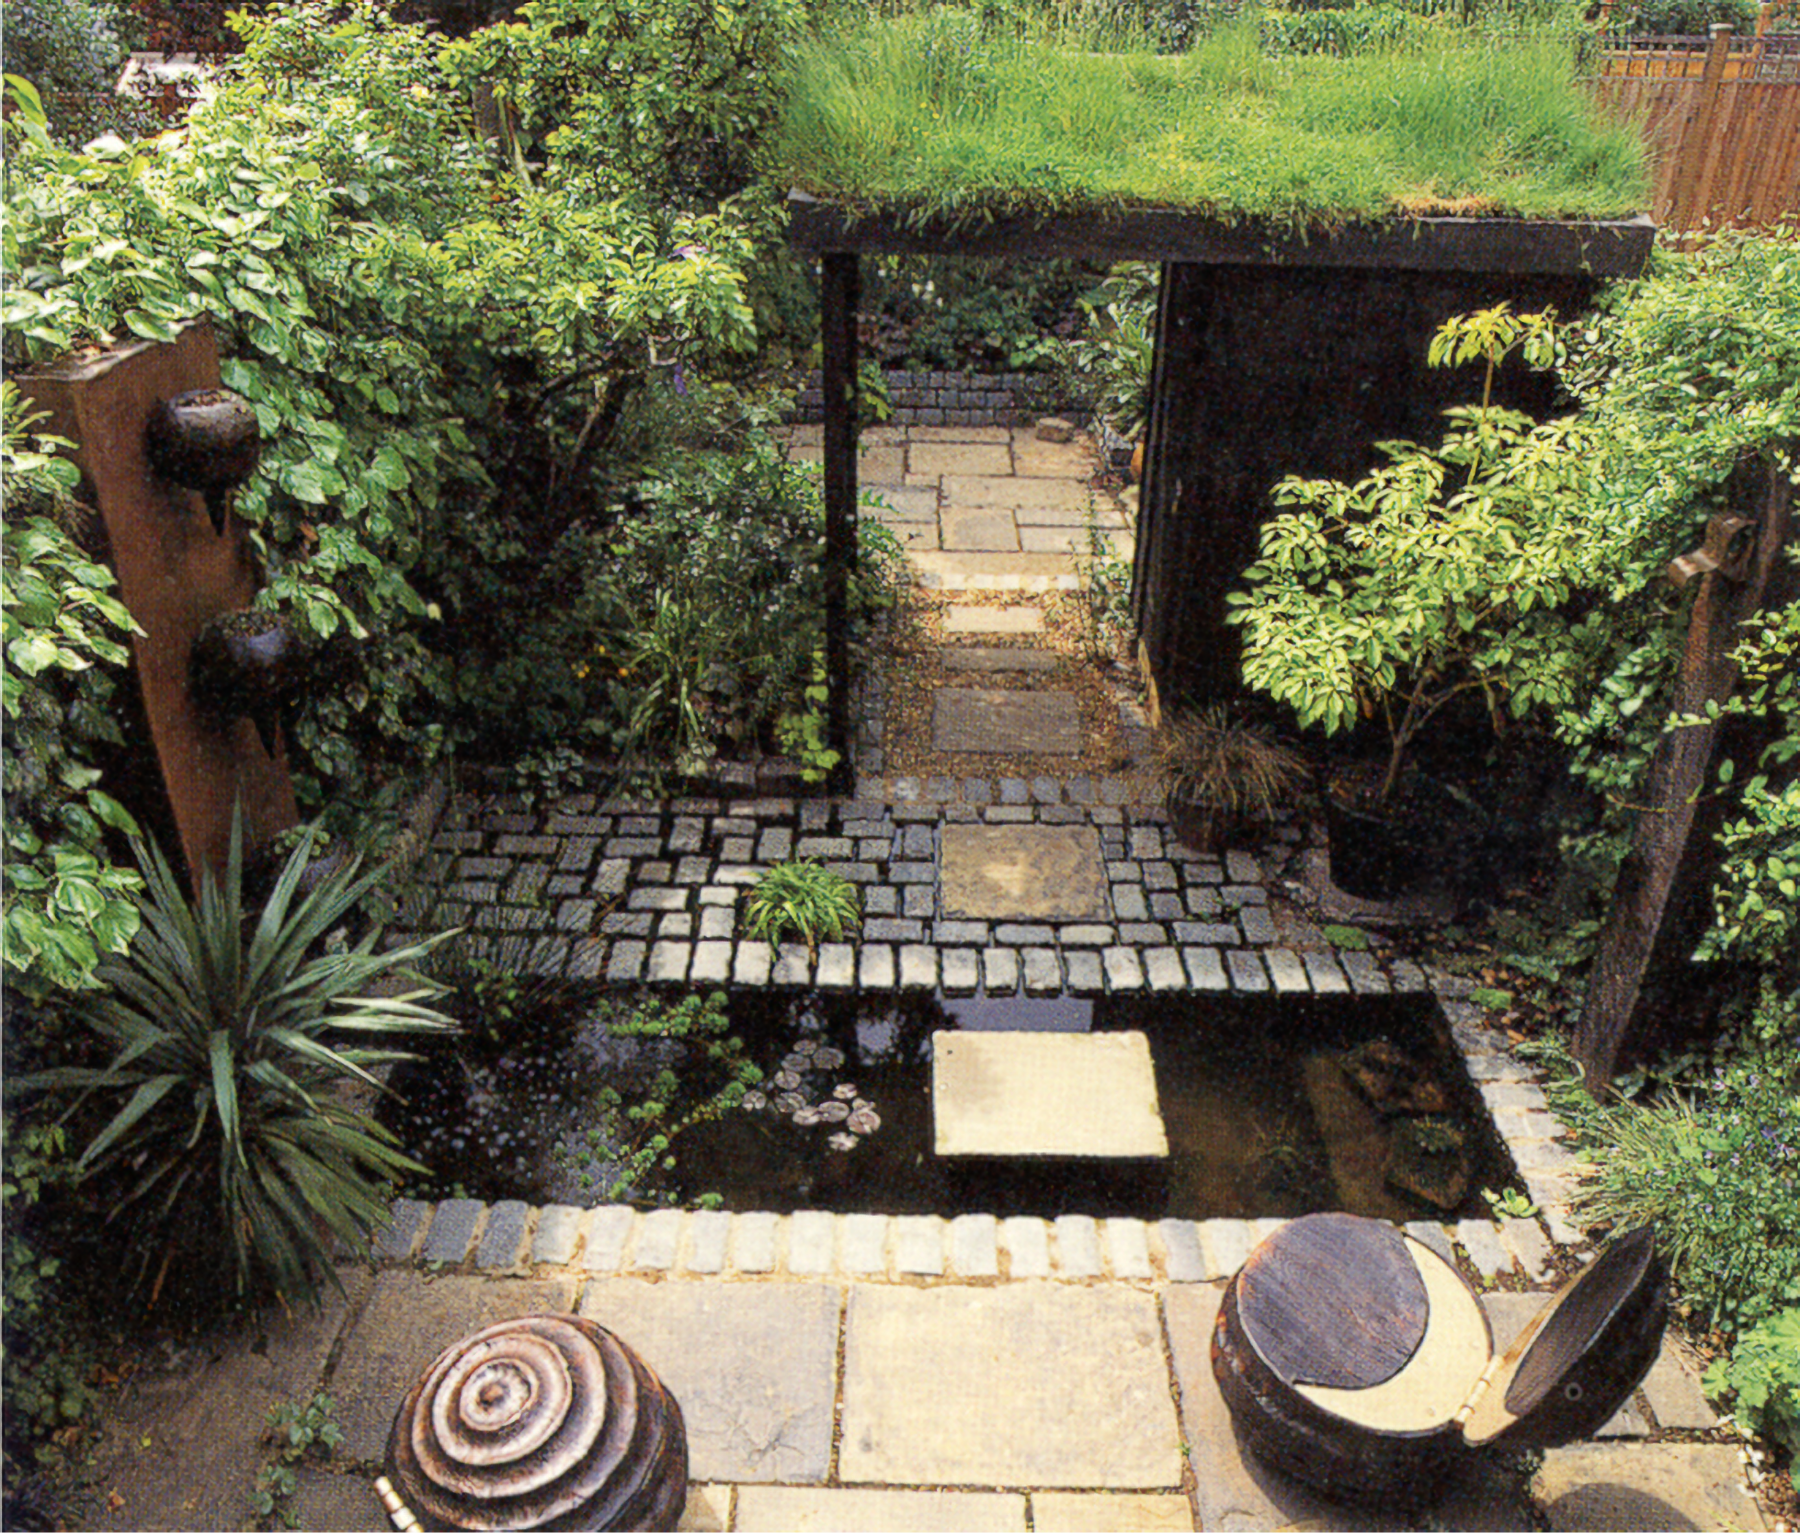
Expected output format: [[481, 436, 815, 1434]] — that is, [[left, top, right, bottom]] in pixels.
[[1571, 457, 1793, 1092], [820, 250, 860, 795], [1667, 24, 1734, 230]]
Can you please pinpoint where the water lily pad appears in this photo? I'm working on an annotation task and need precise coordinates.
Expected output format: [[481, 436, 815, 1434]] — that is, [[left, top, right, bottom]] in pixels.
[[817, 1100, 850, 1122], [773, 1069, 802, 1091], [833, 1083, 859, 1100], [827, 1132, 858, 1152], [848, 1105, 880, 1135], [792, 1106, 823, 1126], [813, 1046, 845, 1069], [781, 1052, 811, 1072], [775, 1091, 807, 1113], [741, 1090, 767, 1111], [794, 1038, 819, 1055]]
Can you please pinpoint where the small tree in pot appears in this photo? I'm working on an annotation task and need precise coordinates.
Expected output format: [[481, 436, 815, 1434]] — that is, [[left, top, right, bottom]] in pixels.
[[1225, 307, 1603, 891]]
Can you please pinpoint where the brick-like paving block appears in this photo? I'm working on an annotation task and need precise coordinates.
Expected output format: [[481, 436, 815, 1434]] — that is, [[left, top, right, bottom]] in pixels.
[[581, 1280, 840, 1484], [942, 824, 1107, 920], [840, 1285, 1182, 1487], [934, 689, 1083, 755], [736, 1488, 1025, 1532]]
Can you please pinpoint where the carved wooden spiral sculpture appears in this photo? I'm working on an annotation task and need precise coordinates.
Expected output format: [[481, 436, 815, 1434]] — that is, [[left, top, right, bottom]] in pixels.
[[385, 1314, 688, 1531]]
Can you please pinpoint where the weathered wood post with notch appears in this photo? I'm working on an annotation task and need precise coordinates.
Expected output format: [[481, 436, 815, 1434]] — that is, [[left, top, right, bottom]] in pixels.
[[1571, 452, 1794, 1092]]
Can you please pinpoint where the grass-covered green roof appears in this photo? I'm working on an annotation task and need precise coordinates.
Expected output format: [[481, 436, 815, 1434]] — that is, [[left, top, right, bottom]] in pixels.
[[770, 13, 1651, 226]]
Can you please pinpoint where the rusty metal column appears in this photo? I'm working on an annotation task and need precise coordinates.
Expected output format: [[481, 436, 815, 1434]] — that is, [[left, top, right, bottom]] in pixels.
[[821, 250, 860, 794]]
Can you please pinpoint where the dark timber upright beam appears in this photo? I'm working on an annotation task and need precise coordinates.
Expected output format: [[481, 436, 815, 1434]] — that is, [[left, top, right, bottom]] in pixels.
[[1571, 457, 1793, 1093], [820, 250, 860, 795]]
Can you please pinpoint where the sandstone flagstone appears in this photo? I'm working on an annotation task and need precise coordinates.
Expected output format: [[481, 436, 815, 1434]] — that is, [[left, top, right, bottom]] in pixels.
[[839, 1284, 1183, 1487], [940, 823, 1108, 919], [579, 1280, 839, 1483], [933, 689, 1082, 754]]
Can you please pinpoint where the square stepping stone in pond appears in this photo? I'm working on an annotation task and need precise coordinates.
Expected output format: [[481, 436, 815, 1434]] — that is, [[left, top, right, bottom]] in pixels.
[[934, 689, 1082, 754], [941, 823, 1108, 920], [933, 1029, 1169, 1159]]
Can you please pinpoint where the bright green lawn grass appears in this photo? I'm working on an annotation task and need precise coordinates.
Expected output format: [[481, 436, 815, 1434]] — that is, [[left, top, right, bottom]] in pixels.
[[770, 14, 1649, 225]]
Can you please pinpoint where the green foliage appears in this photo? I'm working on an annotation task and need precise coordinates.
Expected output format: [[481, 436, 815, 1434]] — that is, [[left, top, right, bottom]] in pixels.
[[1, 1118, 101, 1475], [252, 1392, 343, 1529], [771, 15, 1648, 224], [1230, 306, 1598, 801], [1064, 264, 1157, 442], [551, 990, 761, 1202], [1468, 986, 1514, 1009], [1261, 5, 1433, 55], [1321, 923, 1372, 950], [1705, 1308, 1800, 1459], [1541, 990, 1800, 1332], [14, 823, 460, 1309], [1, 383, 144, 1001], [3, 3, 154, 143], [1481, 1184, 1538, 1219], [1548, 232, 1800, 973], [743, 862, 862, 954]]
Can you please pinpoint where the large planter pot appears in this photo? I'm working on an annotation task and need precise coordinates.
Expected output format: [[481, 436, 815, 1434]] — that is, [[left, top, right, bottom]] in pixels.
[[1324, 771, 1464, 901], [144, 387, 261, 534], [189, 608, 311, 756]]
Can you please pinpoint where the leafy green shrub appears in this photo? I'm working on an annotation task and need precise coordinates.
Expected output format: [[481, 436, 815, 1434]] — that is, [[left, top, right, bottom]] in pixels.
[[1, 384, 144, 1002], [252, 1391, 343, 1528], [1261, 4, 1431, 54], [1230, 306, 1599, 803], [1064, 264, 1157, 442], [16, 824, 459, 1308], [1705, 1308, 1800, 1458], [743, 862, 862, 954], [1557, 1002, 1800, 1332], [4, 1, 153, 143]]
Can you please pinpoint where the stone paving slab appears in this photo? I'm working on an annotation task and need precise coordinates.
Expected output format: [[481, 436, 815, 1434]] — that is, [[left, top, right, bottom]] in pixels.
[[933, 1029, 1168, 1159], [1031, 1492, 1195, 1530], [736, 1487, 1026, 1531], [939, 645, 1060, 672], [941, 508, 1023, 552], [942, 474, 1090, 510], [940, 823, 1108, 920], [839, 1284, 1183, 1488], [910, 442, 1015, 477], [933, 690, 1084, 754], [1534, 1444, 1768, 1531], [579, 1278, 840, 1483], [331, 1271, 577, 1463], [942, 604, 1045, 634]]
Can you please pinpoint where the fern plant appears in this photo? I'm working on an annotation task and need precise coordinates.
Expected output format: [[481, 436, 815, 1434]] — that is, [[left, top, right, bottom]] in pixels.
[[16, 821, 459, 1308], [742, 861, 861, 956]]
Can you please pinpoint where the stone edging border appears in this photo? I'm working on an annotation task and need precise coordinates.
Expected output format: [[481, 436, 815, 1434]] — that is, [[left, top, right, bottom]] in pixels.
[[370, 969, 1593, 1284], [788, 368, 1076, 429]]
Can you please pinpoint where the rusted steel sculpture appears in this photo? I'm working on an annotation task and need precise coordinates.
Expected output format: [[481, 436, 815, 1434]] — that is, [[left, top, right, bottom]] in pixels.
[[1212, 1213, 1664, 1503], [18, 321, 299, 884], [385, 1314, 688, 1531]]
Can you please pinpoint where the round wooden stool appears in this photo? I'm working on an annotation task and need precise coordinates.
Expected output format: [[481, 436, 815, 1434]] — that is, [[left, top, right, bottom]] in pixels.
[[1211, 1213, 1665, 1504]]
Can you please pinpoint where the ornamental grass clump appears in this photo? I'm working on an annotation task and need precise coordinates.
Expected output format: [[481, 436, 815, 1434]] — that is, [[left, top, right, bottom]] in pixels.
[[15, 822, 459, 1309], [742, 861, 861, 955]]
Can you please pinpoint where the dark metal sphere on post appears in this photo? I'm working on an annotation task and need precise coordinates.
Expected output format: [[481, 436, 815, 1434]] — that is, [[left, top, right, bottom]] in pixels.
[[384, 1314, 688, 1531]]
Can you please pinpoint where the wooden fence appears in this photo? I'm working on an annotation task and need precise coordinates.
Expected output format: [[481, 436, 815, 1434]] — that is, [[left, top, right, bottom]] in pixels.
[[1587, 23, 1800, 231]]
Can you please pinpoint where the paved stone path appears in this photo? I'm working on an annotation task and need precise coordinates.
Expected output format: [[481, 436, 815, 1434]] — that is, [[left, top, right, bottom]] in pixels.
[[68, 424, 1766, 1532]]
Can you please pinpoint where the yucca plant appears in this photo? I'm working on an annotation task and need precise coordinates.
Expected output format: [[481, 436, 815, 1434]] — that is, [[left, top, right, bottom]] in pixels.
[[16, 821, 459, 1309], [742, 860, 861, 956]]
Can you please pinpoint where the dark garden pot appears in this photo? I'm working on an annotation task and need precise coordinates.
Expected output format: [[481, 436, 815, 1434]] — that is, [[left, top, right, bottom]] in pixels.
[[1167, 801, 1223, 855], [189, 608, 310, 756], [144, 388, 261, 534], [1324, 771, 1463, 901]]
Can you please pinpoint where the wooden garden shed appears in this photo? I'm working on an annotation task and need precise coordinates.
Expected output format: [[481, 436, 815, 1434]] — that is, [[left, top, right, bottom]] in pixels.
[[788, 197, 1654, 754]]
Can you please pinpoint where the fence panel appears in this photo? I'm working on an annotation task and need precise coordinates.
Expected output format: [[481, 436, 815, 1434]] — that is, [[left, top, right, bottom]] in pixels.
[[1589, 29, 1800, 230]]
